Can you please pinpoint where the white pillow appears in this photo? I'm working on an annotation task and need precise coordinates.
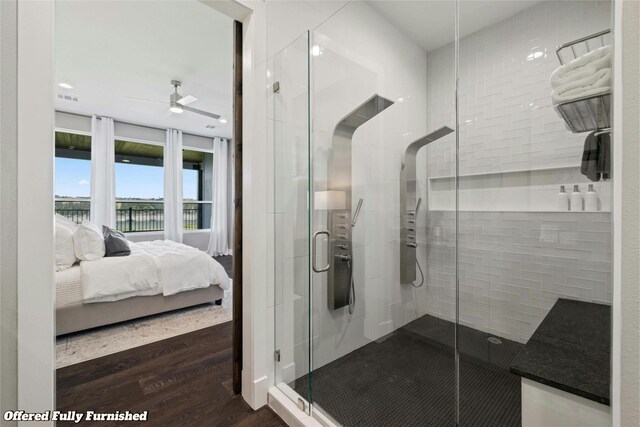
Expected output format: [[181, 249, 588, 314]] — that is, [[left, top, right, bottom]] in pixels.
[[73, 220, 105, 261], [55, 222, 77, 271], [55, 214, 78, 232]]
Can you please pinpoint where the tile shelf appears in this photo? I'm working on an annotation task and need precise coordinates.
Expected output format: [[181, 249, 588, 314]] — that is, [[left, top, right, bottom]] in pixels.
[[428, 164, 582, 182]]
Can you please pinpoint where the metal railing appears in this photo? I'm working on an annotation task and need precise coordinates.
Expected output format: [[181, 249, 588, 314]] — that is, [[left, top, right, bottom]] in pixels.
[[55, 207, 202, 232], [55, 209, 90, 225]]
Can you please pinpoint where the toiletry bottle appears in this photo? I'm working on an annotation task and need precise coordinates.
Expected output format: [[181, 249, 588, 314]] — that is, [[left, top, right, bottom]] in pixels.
[[556, 185, 569, 211], [570, 185, 583, 211], [585, 184, 598, 211]]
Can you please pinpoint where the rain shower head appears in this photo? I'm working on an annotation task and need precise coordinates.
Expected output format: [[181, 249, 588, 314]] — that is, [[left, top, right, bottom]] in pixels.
[[335, 94, 394, 136], [402, 126, 455, 168]]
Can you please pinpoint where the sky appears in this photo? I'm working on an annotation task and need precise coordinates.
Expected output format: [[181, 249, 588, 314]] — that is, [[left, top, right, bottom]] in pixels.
[[55, 158, 198, 199]]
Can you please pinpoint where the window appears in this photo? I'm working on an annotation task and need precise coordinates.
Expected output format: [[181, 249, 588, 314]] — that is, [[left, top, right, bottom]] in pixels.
[[115, 140, 164, 232], [183, 149, 213, 230], [55, 131, 91, 224]]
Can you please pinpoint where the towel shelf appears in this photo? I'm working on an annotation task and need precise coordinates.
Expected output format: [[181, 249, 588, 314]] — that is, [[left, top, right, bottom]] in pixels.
[[555, 92, 611, 133], [554, 29, 612, 134], [556, 29, 611, 65]]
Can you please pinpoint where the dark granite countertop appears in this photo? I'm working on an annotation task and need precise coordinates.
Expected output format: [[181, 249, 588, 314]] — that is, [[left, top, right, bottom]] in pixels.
[[510, 298, 611, 405]]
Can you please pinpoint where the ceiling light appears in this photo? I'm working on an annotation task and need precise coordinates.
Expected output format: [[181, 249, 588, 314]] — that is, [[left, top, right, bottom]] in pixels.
[[122, 159, 130, 163], [58, 82, 74, 89], [219, 118, 228, 124], [169, 103, 183, 114]]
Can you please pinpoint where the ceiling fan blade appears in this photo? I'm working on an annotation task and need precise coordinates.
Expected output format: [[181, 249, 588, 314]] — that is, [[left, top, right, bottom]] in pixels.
[[182, 105, 220, 119], [177, 94, 198, 106], [123, 96, 166, 105]]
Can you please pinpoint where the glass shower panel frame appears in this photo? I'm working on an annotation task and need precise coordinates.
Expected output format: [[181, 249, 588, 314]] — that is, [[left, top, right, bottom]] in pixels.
[[271, 31, 312, 412]]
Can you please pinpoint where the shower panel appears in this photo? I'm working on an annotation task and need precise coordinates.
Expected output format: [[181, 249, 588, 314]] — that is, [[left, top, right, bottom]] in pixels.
[[400, 126, 454, 284], [323, 94, 394, 310]]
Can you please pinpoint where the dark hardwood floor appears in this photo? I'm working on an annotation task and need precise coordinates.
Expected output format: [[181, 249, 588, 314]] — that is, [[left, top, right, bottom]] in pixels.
[[57, 322, 285, 427], [213, 255, 233, 277]]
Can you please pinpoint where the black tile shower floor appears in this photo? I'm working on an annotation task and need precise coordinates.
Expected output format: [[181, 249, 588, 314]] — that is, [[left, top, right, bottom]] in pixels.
[[291, 315, 522, 427]]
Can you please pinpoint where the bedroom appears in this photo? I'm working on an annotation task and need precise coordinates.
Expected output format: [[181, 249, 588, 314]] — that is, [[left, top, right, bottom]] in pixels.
[[52, 0, 246, 420]]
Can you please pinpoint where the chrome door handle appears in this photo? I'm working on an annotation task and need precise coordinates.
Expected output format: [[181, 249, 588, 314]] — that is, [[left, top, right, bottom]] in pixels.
[[312, 230, 331, 273]]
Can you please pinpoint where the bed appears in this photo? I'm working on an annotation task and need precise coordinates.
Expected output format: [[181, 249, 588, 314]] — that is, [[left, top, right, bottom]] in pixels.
[[56, 240, 229, 336]]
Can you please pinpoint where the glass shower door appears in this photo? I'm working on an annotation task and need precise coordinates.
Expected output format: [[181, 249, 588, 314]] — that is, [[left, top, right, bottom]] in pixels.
[[271, 31, 312, 411], [308, 2, 459, 425]]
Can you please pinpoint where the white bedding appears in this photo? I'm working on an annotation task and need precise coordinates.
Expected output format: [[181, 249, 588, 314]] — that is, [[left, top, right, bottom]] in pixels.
[[56, 265, 83, 307], [80, 240, 230, 303]]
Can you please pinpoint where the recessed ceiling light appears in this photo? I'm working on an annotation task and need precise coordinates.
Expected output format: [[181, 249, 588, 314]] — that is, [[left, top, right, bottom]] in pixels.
[[219, 118, 228, 124], [58, 82, 73, 89], [122, 159, 130, 163]]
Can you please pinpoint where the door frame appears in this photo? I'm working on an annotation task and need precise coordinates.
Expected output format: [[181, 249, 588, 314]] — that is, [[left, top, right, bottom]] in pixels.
[[10, 0, 256, 415]]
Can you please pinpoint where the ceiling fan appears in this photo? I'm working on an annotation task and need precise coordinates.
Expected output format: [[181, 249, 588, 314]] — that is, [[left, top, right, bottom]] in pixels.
[[125, 80, 220, 119]]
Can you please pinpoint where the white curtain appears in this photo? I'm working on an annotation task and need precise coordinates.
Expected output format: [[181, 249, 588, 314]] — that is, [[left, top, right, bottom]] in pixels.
[[164, 129, 183, 242], [208, 137, 231, 256], [90, 115, 115, 228]]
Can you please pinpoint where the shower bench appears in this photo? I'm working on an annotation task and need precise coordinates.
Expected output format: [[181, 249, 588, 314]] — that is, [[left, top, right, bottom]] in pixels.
[[510, 298, 611, 427]]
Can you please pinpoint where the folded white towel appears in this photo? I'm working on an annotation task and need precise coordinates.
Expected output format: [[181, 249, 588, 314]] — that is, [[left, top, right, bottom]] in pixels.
[[550, 45, 611, 89], [552, 67, 611, 105]]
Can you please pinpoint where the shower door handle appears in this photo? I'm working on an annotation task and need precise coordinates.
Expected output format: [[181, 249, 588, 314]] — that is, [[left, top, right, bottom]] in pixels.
[[312, 230, 331, 273]]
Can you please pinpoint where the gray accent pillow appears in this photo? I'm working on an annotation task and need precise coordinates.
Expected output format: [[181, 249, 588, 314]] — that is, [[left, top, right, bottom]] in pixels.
[[102, 225, 131, 257]]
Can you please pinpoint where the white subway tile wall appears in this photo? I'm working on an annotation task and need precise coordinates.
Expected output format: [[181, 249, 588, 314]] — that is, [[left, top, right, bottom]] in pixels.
[[426, 211, 612, 343], [422, 0, 613, 343]]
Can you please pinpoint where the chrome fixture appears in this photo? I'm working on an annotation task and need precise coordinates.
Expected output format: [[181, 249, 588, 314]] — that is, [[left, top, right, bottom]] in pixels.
[[352, 198, 364, 227], [400, 126, 454, 284], [323, 94, 394, 310]]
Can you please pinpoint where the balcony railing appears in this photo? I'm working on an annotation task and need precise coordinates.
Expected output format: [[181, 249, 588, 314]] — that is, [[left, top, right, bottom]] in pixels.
[[55, 207, 202, 232]]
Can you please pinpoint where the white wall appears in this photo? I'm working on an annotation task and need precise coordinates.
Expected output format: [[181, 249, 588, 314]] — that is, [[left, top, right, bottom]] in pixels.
[[618, 0, 640, 424], [17, 0, 56, 418], [422, 0, 613, 343], [427, 210, 612, 342], [0, 0, 19, 421]]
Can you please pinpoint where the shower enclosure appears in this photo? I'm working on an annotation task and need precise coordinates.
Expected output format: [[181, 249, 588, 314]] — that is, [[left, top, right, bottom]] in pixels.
[[270, 1, 613, 425]]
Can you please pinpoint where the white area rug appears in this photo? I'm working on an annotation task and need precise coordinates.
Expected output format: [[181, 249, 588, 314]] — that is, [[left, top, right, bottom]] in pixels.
[[56, 288, 232, 369]]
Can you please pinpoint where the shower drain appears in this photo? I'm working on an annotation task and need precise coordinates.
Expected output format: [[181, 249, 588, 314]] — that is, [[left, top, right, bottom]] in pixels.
[[487, 336, 502, 345]]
